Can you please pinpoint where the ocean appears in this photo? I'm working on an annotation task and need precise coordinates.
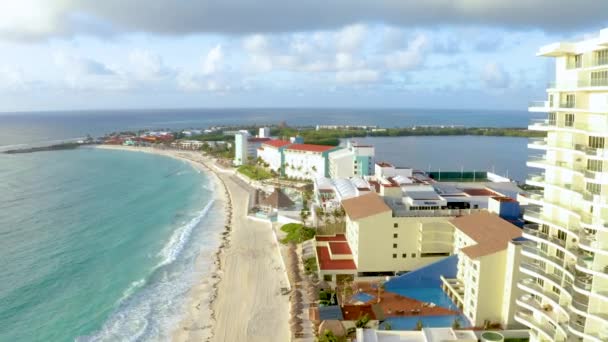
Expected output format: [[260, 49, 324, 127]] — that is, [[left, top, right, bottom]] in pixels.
[[0, 148, 223, 341], [0, 108, 538, 341], [0, 108, 542, 148]]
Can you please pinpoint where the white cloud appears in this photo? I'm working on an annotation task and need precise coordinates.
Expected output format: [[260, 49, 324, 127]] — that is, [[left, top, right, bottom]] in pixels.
[[481, 62, 510, 88], [385, 34, 429, 70], [1, 1, 606, 41], [336, 24, 366, 53], [336, 69, 379, 84], [128, 49, 170, 81], [0, 66, 28, 90], [202, 44, 224, 75]]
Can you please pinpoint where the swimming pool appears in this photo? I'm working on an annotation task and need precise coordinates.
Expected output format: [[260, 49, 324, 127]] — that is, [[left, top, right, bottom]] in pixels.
[[380, 314, 470, 330], [351, 292, 375, 302]]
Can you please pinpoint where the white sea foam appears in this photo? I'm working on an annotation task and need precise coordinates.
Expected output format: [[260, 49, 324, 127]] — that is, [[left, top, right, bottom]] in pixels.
[[77, 197, 223, 342], [157, 199, 214, 268]]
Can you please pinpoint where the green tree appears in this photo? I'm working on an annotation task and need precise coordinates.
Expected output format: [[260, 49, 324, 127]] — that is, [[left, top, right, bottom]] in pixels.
[[416, 319, 424, 331], [355, 314, 370, 328]]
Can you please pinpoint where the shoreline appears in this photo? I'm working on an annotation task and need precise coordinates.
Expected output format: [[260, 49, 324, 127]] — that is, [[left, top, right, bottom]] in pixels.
[[96, 145, 290, 341]]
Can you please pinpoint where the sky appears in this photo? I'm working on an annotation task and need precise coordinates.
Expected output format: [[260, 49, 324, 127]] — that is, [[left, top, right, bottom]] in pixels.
[[0, 1, 607, 112]]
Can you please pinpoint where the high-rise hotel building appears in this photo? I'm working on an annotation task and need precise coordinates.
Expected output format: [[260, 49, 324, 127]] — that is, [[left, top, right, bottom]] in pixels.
[[522, 29, 608, 341]]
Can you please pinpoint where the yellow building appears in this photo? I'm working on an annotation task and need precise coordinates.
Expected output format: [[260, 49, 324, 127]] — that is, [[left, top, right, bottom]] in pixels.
[[441, 212, 524, 329], [524, 28, 608, 341]]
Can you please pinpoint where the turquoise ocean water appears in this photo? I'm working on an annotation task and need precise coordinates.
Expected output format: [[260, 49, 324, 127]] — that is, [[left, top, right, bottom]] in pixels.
[[0, 148, 222, 341]]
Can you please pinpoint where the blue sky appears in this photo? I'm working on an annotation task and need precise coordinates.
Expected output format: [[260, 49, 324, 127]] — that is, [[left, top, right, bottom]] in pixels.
[[0, 1, 606, 112]]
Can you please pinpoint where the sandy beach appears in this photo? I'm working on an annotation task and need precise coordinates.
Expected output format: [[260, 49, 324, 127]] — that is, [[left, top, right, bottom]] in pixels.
[[96, 145, 290, 342]]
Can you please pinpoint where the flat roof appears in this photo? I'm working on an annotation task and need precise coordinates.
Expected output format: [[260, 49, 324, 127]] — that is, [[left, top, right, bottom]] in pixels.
[[316, 246, 357, 270], [329, 242, 352, 255], [316, 234, 347, 242], [451, 211, 522, 259], [262, 139, 291, 148], [341, 192, 392, 220], [286, 143, 336, 153]]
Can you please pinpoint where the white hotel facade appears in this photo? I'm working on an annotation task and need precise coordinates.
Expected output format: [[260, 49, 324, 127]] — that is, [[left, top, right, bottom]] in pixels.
[[524, 28, 608, 341]]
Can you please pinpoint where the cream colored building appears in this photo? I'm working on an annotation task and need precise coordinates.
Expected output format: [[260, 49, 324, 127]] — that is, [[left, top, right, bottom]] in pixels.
[[441, 212, 525, 329], [524, 28, 608, 341]]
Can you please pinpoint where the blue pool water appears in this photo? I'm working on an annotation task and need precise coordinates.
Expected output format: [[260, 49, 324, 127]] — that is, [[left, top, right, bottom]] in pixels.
[[381, 314, 470, 330], [351, 292, 375, 302]]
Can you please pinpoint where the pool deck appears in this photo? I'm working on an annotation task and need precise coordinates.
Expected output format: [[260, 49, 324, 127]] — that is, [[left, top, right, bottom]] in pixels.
[[344, 282, 459, 319]]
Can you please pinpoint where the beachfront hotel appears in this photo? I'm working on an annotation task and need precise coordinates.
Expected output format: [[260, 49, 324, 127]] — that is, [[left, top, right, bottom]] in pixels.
[[441, 212, 525, 329], [233, 130, 271, 166], [328, 141, 375, 178], [524, 28, 608, 341], [312, 166, 523, 283], [257, 139, 373, 180]]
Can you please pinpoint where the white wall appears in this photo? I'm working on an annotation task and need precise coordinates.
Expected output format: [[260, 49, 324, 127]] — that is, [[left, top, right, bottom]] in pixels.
[[284, 150, 327, 179], [258, 146, 282, 171]]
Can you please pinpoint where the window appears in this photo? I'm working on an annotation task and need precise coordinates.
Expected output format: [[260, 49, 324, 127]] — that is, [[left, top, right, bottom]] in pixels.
[[556, 249, 565, 259], [469, 300, 475, 307], [473, 264, 478, 271], [564, 94, 576, 108], [393, 233, 398, 238], [393, 243, 398, 248], [402, 253, 407, 258], [588, 159, 603, 172], [541, 224, 550, 235], [541, 243, 548, 253], [591, 70, 608, 86], [557, 230, 567, 241], [411, 253, 416, 258], [549, 94, 554, 107], [548, 112, 556, 125], [589, 136, 605, 149], [587, 182, 601, 195], [392, 254, 397, 258], [568, 54, 582, 69], [564, 113, 575, 127], [324, 274, 333, 282], [537, 278, 545, 287], [393, 223, 398, 228], [552, 286, 561, 295], [595, 49, 608, 66]]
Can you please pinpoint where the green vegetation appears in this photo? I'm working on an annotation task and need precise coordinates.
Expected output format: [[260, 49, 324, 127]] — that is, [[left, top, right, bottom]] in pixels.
[[269, 126, 543, 146], [280, 223, 316, 244], [318, 330, 346, 342], [304, 257, 318, 274], [355, 314, 370, 328], [237, 165, 273, 180]]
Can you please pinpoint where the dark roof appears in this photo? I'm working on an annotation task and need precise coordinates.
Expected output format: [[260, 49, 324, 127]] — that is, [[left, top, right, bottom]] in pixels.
[[260, 188, 295, 209]]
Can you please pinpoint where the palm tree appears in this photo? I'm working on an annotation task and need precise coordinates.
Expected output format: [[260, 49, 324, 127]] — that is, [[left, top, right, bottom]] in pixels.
[[415, 319, 424, 331]]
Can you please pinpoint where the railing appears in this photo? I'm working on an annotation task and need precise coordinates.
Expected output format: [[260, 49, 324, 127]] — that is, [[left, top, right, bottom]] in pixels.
[[548, 79, 608, 88], [391, 208, 482, 218], [515, 311, 556, 340], [560, 102, 576, 108], [520, 261, 563, 285], [523, 228, 568, 248], [529, 101, 548, 108], [577, 256, 608, 275]]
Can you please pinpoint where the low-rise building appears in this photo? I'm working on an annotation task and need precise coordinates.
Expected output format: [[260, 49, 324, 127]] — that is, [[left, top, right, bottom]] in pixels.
[[283, 144, 341, 179], [441, 212, 525, 329], [257, 140, 292, 172], [258, 127, 271, 138], [234, 130, 271, 166], [328, 141, 375, 178]]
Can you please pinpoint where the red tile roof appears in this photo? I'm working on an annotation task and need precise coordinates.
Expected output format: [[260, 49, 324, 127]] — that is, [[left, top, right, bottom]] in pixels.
[[316, 234, 347, 242], [286, 143, 336, 153], [329, 242, 352, 255], [248, 137, 272, 143], [262, 140, 292, 148], [316, 247, 357, 270]]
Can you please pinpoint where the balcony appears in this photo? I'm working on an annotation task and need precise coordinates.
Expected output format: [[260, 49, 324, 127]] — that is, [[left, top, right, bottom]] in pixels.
[[517, 278, 569, 318], [514, 311, 556, 341], [528, 118, 555, 131], [516, 295, 569, 337], [568, 319, 605, 342], [520, 261, 568, 291], [576, 256, 608, 278], [528, 100, 550, 112], [521, 245, 575, 280], [526, 157, 586, 174], [579, 232, 608, 254], [548, 78, 608, 89], [526, 173, 546, 187]]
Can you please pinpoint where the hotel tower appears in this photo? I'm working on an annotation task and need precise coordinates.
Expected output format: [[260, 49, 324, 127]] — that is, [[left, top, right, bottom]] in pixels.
[[521, 29, 608, 341]]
